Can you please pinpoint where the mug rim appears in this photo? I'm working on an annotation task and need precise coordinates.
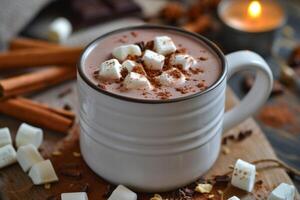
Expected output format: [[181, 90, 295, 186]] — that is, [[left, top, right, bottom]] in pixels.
[[78, 25, 227, 104]]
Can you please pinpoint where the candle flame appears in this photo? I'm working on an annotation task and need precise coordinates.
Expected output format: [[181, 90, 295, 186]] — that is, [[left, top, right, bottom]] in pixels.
[[248, 1, 262, 18]]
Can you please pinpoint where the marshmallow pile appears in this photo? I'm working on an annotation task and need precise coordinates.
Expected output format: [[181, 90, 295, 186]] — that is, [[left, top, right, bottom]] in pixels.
[[0, 123, 58, 185], [97, 36, 198, 91]]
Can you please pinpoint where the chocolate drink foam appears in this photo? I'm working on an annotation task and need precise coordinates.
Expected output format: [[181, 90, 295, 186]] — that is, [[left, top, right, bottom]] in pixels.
[[82, 28, 222, 100]]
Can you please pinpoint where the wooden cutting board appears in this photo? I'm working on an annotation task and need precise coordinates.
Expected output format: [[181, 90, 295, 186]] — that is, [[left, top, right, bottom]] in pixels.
[[0, 82, 298, 200]]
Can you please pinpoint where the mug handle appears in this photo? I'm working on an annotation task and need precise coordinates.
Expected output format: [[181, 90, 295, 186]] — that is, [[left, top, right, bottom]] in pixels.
[[223, 50, 273, 132]]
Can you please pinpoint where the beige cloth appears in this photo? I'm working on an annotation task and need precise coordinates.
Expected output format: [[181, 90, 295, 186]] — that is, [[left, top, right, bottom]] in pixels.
[[0, 0, 51, 49]]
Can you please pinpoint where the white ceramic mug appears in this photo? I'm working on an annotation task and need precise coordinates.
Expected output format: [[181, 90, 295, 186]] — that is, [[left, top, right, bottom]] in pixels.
[[78, 25, 273, 192]]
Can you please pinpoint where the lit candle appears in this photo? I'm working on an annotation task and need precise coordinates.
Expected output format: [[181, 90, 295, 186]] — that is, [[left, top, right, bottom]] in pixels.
[[248, 1, 262, 19], [219, 0, 285, 32], [217, 0, 286, 56]]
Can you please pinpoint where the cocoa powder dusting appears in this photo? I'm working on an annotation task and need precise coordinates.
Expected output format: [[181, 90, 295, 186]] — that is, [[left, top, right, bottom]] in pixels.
[[135, 41, 145, 51], [89, 31, 221, 100], [175, 48, 187, 54], [199, 57, 208, 61], [145, 40, 154, 50], [117, 38, 127, 43], [120, 68, 129, 78], [97, 84, 106, 90], [157, 91, 172, 99], [132, 65, 147, 76], [169, 68, 182, 79], [190, 67, 204, 75], [175, 85, 194, 94], [131, 31, 138, 38]]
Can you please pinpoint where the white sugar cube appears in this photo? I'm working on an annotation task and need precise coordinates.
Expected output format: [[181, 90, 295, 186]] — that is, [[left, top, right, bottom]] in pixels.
[[143, 50, 165, 71], [0, 144, 17, 169], [112, 44, 142, 61], [61, 192, 88, 200], [28, 160, 58, 185], [228, 196, 240, 200], [48, 17, 72, 43], [124, 72, 152, 90], [122, 60, 139, 72], [154, 36, 177, 55], [158, 68, 185, 86], [16, 123, 43, 148], [0, 127, 12, 147], [268, 183, 295, 200], [108, 185, 137, 200], [17, 144, 44, 172], [99, 59, 122, 80], [231, 159, 256, 192], [170, 54, 197, 70]]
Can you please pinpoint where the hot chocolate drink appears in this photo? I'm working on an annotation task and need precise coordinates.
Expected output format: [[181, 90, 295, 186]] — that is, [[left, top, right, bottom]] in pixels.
[[82, 27, 222, 100]]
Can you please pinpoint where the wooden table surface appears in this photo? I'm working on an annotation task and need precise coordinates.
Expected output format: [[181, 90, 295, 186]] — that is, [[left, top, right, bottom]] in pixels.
[[0, 82, 298, 200]]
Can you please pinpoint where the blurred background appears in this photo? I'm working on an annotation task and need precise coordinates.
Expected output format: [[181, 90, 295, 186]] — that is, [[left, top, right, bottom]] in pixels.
[[0, 0, 299, 189]]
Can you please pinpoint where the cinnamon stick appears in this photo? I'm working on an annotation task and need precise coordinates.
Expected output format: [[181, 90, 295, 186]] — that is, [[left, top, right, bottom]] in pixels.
[[17, 97, 75, 120], [0, 97, 75, 134], [9, 38, 63, 50], [0, 66, 76, 98], [0, 48, 82, 70]]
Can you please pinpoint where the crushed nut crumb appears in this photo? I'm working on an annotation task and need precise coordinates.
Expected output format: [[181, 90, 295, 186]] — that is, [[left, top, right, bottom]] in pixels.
[[222, 146, 230, 155], [73, 152, 81, 157], [195, 183, 213, 194], [150, 194, 163, 200], [52, 151, 62, 156], [44, 183, 51, 189]]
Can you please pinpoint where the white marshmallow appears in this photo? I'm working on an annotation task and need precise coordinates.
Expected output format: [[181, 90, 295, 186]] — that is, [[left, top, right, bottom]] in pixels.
[[268, 183, 295, 200], [231, 159, 256, 192], [0, 127, 12, 147], [61, 192, 88, 200], [154, 36, 177, 55], [17, 144, 44, 172], [228, 196, 240, 200], [170, 54, 197, 70], [16, 123, 43, 149], [28, 159, 58, 185], [48, 17, 72, 43], [0, 144, 17, 169], [157, 68, 186, 87], [99, 59, 122, 80], [122, 60, 139, 72], [143, 50, 165, 71], [112, 45, 142, 61], [108, 185, 137, 200], [124, 72, 152, 90]]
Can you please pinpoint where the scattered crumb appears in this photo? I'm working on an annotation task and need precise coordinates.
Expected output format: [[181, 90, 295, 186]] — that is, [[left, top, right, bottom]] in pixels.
[[52, 151, 62, 156], [44, 183, 51, 189], [73, 152, 81, 157], [195, 183, 213, 193], [222, 146, 230, 155], [63, 104, 72, 111], [150, 194, 163, 200]]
